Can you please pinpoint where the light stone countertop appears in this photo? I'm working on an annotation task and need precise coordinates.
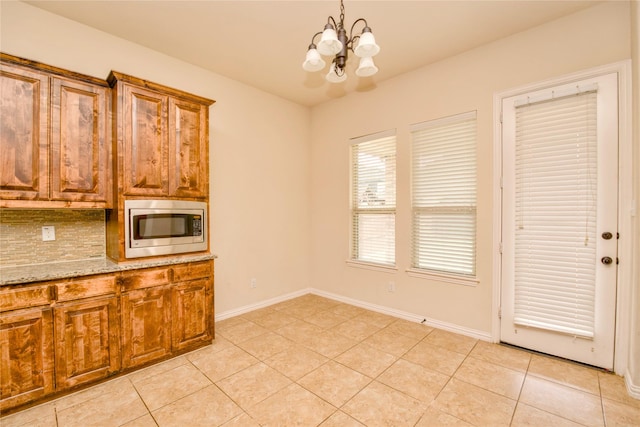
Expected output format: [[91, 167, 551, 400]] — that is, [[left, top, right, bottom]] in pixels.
[[0, 253, 217, 286]]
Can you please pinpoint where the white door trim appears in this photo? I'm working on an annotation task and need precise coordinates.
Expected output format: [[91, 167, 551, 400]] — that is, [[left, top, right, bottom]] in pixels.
[[492, 60, 633, 375]]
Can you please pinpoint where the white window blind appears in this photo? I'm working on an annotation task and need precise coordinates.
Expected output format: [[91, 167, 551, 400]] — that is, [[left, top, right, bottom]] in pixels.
[[513, 90, 598, 338], [350, 131, 396, 266], [410, 111, 477, 276]]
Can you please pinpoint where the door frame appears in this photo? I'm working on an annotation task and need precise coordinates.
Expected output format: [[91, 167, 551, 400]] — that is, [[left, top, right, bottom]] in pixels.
[[492, 60, 633, 375]]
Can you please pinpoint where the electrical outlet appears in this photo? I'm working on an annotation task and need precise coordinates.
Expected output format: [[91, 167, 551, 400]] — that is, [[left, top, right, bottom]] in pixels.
[[387, 281, 395, 293], [250, 278, 257, 288], [42, 226, 56, 241]]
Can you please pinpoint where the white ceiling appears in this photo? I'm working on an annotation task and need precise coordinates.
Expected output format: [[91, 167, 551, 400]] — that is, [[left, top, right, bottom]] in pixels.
[[25, 0, 601, 107]]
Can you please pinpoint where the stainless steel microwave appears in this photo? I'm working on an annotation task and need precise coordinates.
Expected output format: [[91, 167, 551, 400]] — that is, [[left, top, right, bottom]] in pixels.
[[124, 200, 207, 259]]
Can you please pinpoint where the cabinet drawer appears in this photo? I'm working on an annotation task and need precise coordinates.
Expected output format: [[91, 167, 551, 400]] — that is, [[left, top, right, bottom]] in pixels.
[[56, 276, 117, 302], [120, 267, 171, 291], [0, 284, 51, 312], [172, 261, 211, 282]]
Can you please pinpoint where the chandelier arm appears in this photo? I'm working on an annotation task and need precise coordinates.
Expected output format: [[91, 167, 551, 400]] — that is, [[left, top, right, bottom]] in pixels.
[[327, 15, 338, 29], [309, 31, 323, 47]]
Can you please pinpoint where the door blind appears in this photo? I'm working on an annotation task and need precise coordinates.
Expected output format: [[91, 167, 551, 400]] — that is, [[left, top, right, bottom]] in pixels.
[[513, 90, 598, 338], [350, 132, 396, 266]]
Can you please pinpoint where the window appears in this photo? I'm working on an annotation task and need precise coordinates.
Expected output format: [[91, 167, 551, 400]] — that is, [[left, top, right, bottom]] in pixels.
[[350, 130, 396, 266], [410, 111, 477, 277]]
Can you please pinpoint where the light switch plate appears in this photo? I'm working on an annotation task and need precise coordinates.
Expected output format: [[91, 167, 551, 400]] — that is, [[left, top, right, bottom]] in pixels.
[[42, 226, 56, 241]]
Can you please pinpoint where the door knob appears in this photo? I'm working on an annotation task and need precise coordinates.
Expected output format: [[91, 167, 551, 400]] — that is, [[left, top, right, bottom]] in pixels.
[[602, 232, 613, 240], [601, 256, 613, 265]]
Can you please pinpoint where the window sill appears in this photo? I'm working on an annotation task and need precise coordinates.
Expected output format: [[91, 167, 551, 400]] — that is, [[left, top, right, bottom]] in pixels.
[[346, 260, 398, 274], [406, 268, 478, 287]]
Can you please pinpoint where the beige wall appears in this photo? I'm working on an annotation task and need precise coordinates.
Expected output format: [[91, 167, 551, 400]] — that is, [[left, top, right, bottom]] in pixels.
[[0, 1, 312, 315], [310, 1, 632, 336]]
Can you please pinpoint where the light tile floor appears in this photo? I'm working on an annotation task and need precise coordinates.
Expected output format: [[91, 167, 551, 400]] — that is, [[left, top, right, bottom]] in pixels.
[[3, 294, 640, 426]]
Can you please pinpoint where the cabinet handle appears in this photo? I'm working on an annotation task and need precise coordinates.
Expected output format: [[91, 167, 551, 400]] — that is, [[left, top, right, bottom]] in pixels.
[[49, 286, 58, 301]]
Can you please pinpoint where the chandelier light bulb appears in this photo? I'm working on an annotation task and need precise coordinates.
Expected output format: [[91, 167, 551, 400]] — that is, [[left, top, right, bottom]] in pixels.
[[326, 63, 347, 83], [355, 56, 378, 77], [317, 25, 343, 56], [354, 28, 380, 58], [302, 47, 326, 72]]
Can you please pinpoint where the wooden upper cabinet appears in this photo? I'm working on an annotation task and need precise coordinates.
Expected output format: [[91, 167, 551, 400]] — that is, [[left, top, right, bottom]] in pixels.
[[169, 98, 208, 198], [0, 54, 110, 208], [51, 77, 109, 202], [108, 71, 213, 200], [122, 84, 169, 196], [0, 62, 49, 200]]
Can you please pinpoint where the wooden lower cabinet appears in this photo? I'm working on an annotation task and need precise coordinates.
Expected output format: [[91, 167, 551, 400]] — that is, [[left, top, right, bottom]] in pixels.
[[121, 286, 172, 369], [172, 278, 212, 351], [120, 260, 214, 367], [53, 295, 120, 390], [0, 259, 214, 412], [0, 307, 54, 412]]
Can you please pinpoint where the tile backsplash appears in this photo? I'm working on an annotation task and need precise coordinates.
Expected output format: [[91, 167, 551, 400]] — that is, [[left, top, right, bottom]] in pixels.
[[0, 209, 106, 267]]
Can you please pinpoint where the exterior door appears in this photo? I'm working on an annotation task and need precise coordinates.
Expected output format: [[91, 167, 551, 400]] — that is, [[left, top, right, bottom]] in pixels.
[[500, 72, 618, 369]]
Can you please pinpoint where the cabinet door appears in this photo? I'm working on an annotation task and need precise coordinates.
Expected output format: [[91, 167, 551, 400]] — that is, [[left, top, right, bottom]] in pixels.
[[50, 77, 109, 203], [123, 84, 169, 196], [169, 99, 208, 198], [172, 278, 212, 352], [121, 286, 171, 369], [0, 307, 54, 411], [53, 296, 119, 390], [0, 63, 49, 200]]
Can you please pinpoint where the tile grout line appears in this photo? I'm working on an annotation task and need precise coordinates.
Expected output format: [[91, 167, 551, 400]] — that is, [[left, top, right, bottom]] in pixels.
[[507, 347, 533, 427]]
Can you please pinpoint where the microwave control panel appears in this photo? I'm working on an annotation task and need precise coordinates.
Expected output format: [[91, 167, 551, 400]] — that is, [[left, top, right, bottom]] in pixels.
[[193, 215, 203, 237]]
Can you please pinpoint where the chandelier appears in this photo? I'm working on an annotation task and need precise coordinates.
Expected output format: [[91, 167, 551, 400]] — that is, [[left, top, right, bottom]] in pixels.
[[302, 0, 380, 83]]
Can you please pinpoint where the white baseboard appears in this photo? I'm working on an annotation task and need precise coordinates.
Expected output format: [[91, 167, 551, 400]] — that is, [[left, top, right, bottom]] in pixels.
[[216, 288, 492, 343], [625, 369, 640, 400], [310, 289, 492, 342], [215, 288, 312, 321]]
